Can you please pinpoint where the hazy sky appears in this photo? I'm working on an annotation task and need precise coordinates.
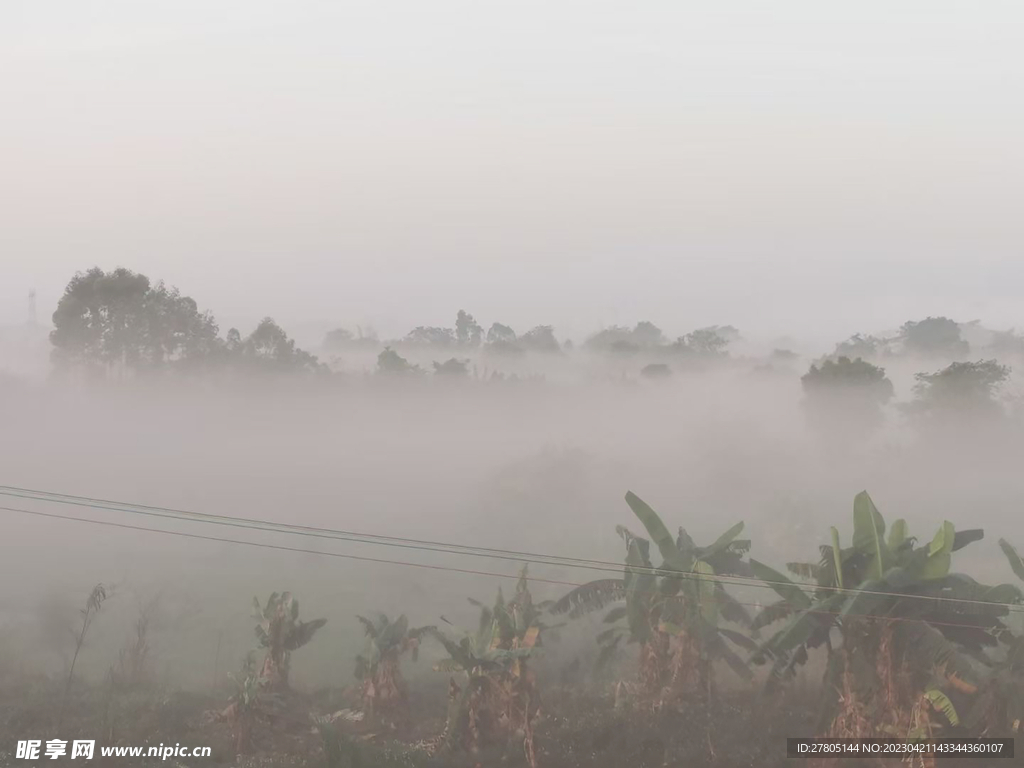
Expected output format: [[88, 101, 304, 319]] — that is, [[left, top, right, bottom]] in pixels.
[[2, 1, 1022, 345]]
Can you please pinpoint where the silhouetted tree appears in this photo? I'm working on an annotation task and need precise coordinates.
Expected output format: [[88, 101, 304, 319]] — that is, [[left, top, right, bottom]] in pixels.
[[486, 322, 516, 344], [50, 267, 218, 375], [234, 318, 325, 374], [455, 311, 483, 347], [433, 358, 470, 376], [672, 326, 731, 358], [519, 325, 560, 353], [404, 326, 455, 347], [801, 356, 894, 436], [906, 360, 1010, 423], [377, 347, 421, 376], [900, 317, 969, 358], [833, 333, 888, 359]]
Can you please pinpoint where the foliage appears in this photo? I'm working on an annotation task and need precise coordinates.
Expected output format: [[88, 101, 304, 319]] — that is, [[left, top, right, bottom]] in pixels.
[[225, 653, 283, 754], [671, 327, 733, 358], [486, 322, 517, 345], [519, 325, 561, 353], [377, 347, 422, 376], [906, 360, 1010, 422], [426, 569, 544, 766], [58, 583, 109, 727], [832, 333, 889, 360], [553, 492, 755, 708], [354, 614, 433, 723], [404, 326, 456, 348], [432, 358, 470, 377], [455, 311, 483, 347], [232, 318, 325, 374], [965, 540, 1024, 735], [252, 592, 327, 689], [801, 356, 894, 435], [50, 268, 220, 375], [900, 317, 969, 358], [750, 491, 1020, 741], [586, 322, 665, 353]]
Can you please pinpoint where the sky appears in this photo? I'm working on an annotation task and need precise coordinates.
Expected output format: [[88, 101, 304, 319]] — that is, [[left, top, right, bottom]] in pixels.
[[2, 0, 1023, 346]]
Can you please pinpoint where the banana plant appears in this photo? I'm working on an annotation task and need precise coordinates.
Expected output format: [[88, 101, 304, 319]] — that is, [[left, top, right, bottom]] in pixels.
[[353, 613, 433, 723], [750, 490, 1020, 739], [252, 591, 327, 689], [552, 491, 756, 706], [223, 652, 283, 754], [426, 571, 543, 767], [965, 539, 1024, 735]]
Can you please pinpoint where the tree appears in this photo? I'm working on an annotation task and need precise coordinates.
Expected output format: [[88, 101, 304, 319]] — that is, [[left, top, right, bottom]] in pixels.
[[354, 614, 433, 725], [51, 268, 219, 374], [672, 326, 730, 358], [486, 322, 516, 344], [906, 360, 1010, 423], [750, 492, 1010, 742], [519, 325, 560, 353], [404, 326, 456, 347], [252, 592, 326, 690], [427, 569, 544, 767], [376, 347, 421, 376], [234, 318, 325, 374], [586, 322, 665, 353], [801, 357, 894, 436], [455, 310, 483, 347], [901, 317, 969, 358], [554, 492, 754, 712], [432, 358, 470, 376], [483, 323, 524, 356], [51, 267, 151, 373], [632, 321, 665, 346], [833, 333, 888, 360]]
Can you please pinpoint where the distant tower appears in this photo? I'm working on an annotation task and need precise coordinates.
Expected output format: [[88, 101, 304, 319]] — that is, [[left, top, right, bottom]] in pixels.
[[28, 289, 37, 326]]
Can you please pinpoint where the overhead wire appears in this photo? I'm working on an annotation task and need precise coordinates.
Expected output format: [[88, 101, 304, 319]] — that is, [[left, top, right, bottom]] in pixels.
[[0, 502, 1013, 636], [1, 484, 1022, 616]]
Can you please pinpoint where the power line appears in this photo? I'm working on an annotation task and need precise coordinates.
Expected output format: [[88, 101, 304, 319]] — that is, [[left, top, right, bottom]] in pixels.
[[0, 503, 1009, 636], [2, 484, 1022, 615]]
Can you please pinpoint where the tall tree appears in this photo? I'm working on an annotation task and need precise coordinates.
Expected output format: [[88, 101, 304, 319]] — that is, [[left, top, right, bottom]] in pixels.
[[455, 310, 483, 347], [801, 357, 894, 437], [900, 317, 969, 358], [235, 318, 324, 374], [906, 360, 1010, 423], [51, 267, 217, 374]]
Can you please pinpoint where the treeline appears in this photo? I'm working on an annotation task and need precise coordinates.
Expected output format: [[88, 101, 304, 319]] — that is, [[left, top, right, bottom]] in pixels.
[[43, 269, 1022, 418], [49, 268, 323, 378]]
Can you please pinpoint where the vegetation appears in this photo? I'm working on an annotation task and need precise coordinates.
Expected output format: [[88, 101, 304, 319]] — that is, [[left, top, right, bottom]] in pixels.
[[8, 487, 1024, 767], [801, 356, 894, 436], [749, 491, 1021, 745], [252, 592, 327, 690], [554, 493, 755, 711], [58, 583, 108, 726], [900, 317, 969, 358], [906, 360, 1011, 424], [426, 569, 545, 766], [50, 267, 323, 377], [354, 614, 433, 724]]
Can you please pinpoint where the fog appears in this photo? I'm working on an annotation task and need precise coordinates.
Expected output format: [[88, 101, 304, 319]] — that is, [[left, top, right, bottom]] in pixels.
[[4, 2, 1024, 763], [2, 330, 1022, 696]]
